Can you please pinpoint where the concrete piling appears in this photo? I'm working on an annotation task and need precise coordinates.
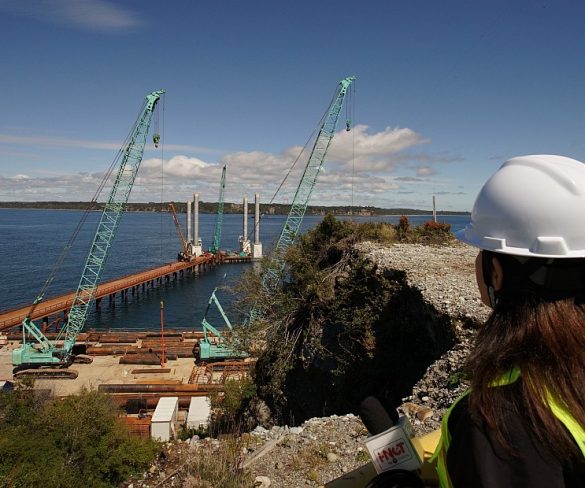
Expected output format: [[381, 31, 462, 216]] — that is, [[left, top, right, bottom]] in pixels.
[[193, 193, 202, 257], [253, 192, 263, 258], [187, 200, 192, 243]]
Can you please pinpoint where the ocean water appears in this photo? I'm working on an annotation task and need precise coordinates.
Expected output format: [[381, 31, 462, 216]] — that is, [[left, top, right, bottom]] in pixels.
[[0, 209, 469, 330]]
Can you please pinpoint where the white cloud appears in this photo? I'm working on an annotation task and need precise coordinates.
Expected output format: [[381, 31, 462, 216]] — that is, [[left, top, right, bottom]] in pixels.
[[328, 125, 428, 172], [0, 174, 102, 201], [0, 125, 462, 207], [394, 176, 423, 182], [0, 0, 142, 31], [140, 155, 212, 180]]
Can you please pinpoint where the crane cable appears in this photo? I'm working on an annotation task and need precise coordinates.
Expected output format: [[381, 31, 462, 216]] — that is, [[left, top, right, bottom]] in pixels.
[[27, 100, 149, 318], [348, 81, 356, 217], [158, 94, 166, 263]]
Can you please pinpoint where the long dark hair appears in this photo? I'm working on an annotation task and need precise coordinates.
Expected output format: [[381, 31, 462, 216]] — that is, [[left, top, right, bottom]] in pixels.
[[467, 251, 585, 458]]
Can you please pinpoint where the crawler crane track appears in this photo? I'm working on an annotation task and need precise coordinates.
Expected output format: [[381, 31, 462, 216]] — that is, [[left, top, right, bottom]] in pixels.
[[13, 368, 79, 380]]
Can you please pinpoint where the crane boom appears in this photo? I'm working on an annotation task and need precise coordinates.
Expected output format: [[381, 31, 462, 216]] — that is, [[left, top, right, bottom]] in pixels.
[[13, 89, 165, 369], [209, 164, 227, 254], [199, 288, 248, 361], [169, 202, 190, 260], [198, 76, 356, 361], [262, 76, 355, 290]]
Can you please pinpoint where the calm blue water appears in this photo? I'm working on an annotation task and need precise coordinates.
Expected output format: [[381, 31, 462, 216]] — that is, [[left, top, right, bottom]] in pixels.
[[0, 209, 469, 330]]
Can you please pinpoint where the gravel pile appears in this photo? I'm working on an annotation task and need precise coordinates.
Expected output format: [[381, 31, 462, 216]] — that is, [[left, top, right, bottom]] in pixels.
[[355, 241, 490, 324], [245, 415, 370, 487]]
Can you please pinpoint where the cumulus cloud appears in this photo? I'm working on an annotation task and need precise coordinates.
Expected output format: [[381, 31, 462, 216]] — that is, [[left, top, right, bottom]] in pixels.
[[220, 149, 300, 182], [0, 0, 142, 31], [327, 125, 428, 173], [0, 173, 103, 201], [140, 155, 212, 180], [0, 125, 463, 207]]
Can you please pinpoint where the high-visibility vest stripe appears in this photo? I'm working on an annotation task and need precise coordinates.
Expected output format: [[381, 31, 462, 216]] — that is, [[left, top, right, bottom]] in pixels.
[[430, 368, 585, 488]]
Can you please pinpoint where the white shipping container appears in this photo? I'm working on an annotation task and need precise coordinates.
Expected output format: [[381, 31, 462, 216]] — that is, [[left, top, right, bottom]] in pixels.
[[186, 396, 211, 430], [151, 396, 179, 441]]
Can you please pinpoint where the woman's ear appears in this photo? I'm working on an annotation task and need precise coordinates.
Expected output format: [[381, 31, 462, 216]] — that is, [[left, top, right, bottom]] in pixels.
[[491, 257, 504, 292]]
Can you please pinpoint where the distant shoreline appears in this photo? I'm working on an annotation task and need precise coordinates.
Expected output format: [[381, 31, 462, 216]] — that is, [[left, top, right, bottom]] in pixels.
[[0, 201, 470, 217]]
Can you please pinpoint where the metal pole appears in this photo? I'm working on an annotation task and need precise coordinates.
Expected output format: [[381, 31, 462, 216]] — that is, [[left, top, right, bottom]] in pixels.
[[433, 195, 437, 223], [160, 301, 165, 368]]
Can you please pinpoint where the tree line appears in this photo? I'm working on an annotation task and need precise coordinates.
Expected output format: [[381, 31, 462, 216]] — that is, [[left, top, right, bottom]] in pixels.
[[0, 201, 469, 216]]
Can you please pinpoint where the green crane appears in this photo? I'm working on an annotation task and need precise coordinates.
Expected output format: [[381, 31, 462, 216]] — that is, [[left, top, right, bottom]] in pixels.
[[209, 164, 227, 254], [198, 287, 248, 361], [13, 90, 165, 377], [245, 75, 355, 330], [262, 76, 355, 290], [197, 76, 356, 362]]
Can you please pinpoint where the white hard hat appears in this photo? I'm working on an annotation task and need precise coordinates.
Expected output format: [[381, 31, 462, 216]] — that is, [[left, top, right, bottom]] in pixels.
[[457, 155, 585, 258]]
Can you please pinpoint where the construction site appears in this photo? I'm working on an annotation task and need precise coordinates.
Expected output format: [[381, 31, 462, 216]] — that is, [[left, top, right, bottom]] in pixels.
[[0, 78, 357, 448], [0, 328, 253, 439]]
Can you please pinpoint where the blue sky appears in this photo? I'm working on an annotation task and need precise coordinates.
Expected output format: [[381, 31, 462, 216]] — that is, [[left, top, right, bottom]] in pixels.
[[1, 0, 585, 211]]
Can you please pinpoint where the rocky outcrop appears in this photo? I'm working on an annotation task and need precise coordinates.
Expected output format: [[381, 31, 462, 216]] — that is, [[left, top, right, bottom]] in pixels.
[[126, 241, 492, 488], [254, 240, 489, 431], [245, 241, 492, 486]]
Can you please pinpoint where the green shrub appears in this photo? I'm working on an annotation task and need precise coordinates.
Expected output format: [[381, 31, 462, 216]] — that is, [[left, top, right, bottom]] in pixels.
[[404, 220, 453, 245], [356, 221, 397, 244], [0, 387, 158, 488], [210, 377, 257, 433]]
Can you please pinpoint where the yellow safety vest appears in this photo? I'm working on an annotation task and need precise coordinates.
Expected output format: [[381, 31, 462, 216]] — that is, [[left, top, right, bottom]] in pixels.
[[430, 367, 585, 488]]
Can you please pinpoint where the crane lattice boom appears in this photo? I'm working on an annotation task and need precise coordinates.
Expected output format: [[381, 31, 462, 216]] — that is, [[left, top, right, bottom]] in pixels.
[[210, 164, 227, 254], [206, 76, 356, 356], [169, 202, 190, 259], [14, 90, 164, 369], [262, 76, 355, 290]]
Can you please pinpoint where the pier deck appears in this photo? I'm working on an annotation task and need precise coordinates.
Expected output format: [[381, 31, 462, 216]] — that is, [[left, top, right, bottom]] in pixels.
[[0, 253, 217, 333]]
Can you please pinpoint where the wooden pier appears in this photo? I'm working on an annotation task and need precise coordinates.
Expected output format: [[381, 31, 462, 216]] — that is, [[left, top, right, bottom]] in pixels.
[[0, 253, 218, 333]]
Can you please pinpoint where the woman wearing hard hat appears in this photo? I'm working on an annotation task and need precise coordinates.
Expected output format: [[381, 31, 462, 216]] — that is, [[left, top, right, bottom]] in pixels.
[[432, 155, 585, 487]]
